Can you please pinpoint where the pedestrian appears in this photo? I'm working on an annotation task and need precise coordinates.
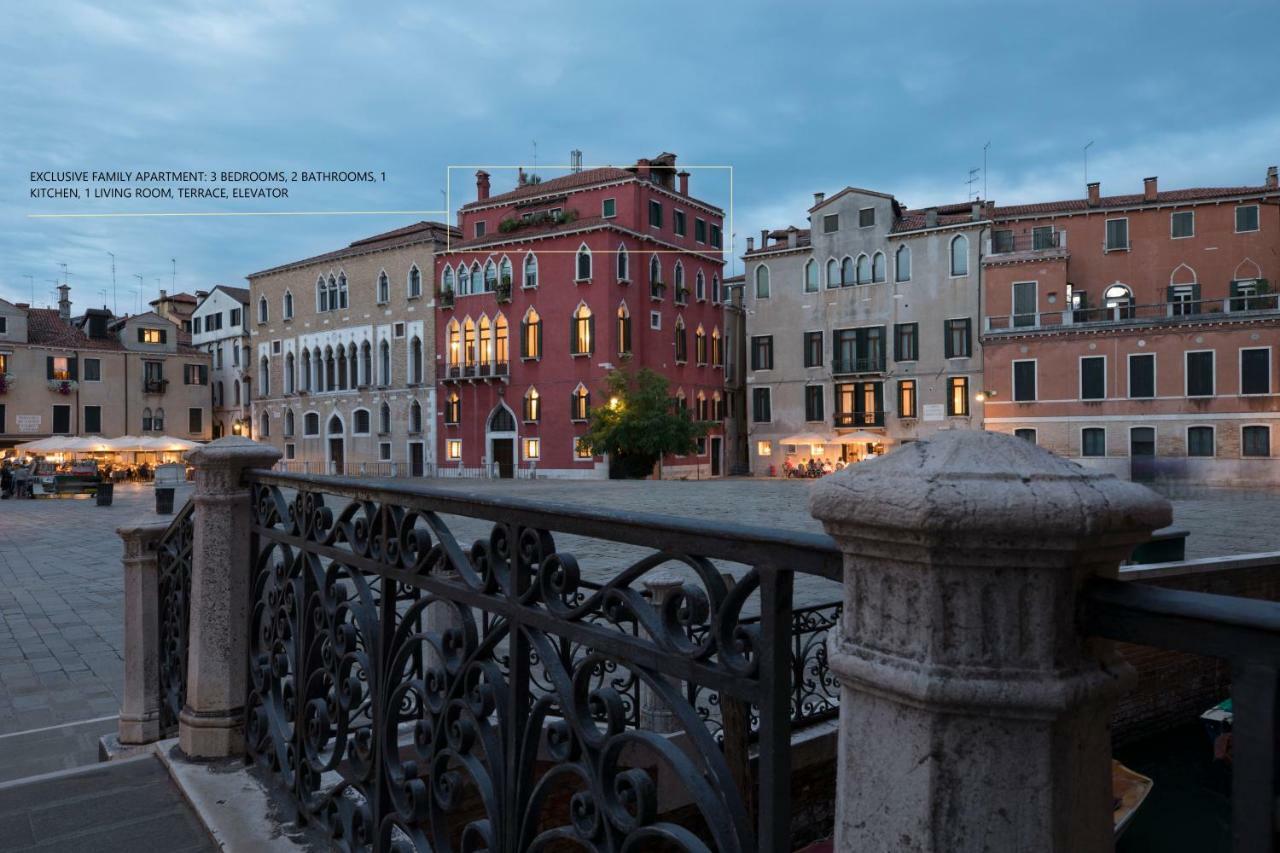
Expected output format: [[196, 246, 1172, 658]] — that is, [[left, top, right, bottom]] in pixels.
[[0, 464, 11, 499]]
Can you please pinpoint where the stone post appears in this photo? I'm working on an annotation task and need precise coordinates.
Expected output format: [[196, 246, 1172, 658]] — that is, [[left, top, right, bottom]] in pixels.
[[639, 572, 683, 733], [810, 430, 1170, 853], [116, 520, 170, 745], [180, 437, 281, 758]]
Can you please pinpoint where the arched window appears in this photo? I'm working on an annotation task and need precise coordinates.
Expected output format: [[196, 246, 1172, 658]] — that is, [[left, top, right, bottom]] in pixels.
[[674, 316, 688, 363], [328, 413, 343, 436], [446, 319, 461, 368], [457, 264, 471, 295], [440, 267, 453, 295], [674, 261, 686, 303], [617, 245, 629, 281], [338, 273, 348, 309], [379, 402, 390, 434], [284, 409, 295, 437], [571, 303, 593, 356], [478, 317, 492, 368], [711, 327, 723, 366], [576, 244, 592, 280], [327, 275, 338, 311], [494, 314, 509, 368], [950, 235, 970, 276], [826, 259, 839, 288], [304, 412, 319, 436], [523, 254, 538, 288], [754, 264, 770, 298], [713, 391, 723, 420], [462, 318, 476, 368], [570, 383, 590, 421], [488, 405, 516, 432], [696, 270, 706, 301], [1104, 283, 1135, 319], [260, 412, 270, 438], [841, 257, 855, 286], [324, 346, 336, 389], [335, 344, 348, 390], [153, 407, 165, 431], [259, 356, 270, 396], [360, 341, 372, 386], [316, 276, 327, 312], [233, 381, 240, 405], [712, 275, 720, 304], [284, 352, 295, 394], [483, 260, 497, 292], [379, 340, 390, 385], [471, 262, 482, 295], [409, 401, 422, 434], [674, 389, 687, 413], [804, 260, 818, 293], [410, 336, 423, 383], [142, 407, 153, 431], [895, 245, 912, 282], [445, 392, 460, 424], [872, 252, 886, 283], [353, 409, 370, 434], [499, 256, 512, 288], [617, 302, 632, 355], [856, 254, 871, 284], [378, 270, 390, 303], [695, 325, 707, 365], [521, 308, 542, 359], [301, 349, 312, 391], [696, 391, 708, 421], [523, 387, 540, 422], [283, 290, 294, 319], [258, 296, 268, 324], [408, 265, 422, 298], [650, 255, 663, 299]]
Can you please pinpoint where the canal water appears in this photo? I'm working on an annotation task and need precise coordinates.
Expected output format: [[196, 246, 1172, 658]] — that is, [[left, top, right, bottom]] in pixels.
[[1115, 723, 1232, 852]]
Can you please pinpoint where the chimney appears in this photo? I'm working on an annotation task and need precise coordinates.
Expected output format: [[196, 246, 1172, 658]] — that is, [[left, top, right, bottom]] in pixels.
[[971, 201, 983, 222], [57, 284, 71, 320], [570, 150, 583, 173], [746, 236, 755, 252], [1143, 176, 1158, 201], [678, 170, 689, 195], [475, 170, 491, 201], [787, 226, 798, 248], [1267, 166, 1278, 189], [1087, 182, 1100, 207], [637, 158, 651, 180], [760, 228, 769, 248], [517, 167, 527, 187], [813, 191, 825, 206], [925, 208, 939, 228], [158, 288, 167, 301]]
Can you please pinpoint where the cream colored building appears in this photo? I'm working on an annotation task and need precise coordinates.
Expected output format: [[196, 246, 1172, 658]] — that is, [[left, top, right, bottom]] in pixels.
[[247, 221, 455, 474], [0, 286, 213, 448], [191, 285, 251, 439]]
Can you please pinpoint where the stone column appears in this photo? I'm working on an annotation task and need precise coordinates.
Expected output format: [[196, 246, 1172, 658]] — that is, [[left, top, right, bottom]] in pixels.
[[180, 436, 281, 758], [639, 572, 683, 733], [116, 520, 170, 745], [810, 430, 1170, 853]]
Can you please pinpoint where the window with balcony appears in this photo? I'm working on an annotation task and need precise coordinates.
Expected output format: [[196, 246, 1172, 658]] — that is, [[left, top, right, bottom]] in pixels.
[[1242, 348, 1271, 395], [944, 318, 972, 358], [1186, 351, 1215, 397], [1013, 360, 1037, 402], [833, 326, 885, 374], [804, 385, 824, 422], [894, 323, 918, 362], [897, 379, 917, 419], [1105, 218, 1130, 251], [1082, 427, 1107, 457], [803, 331, 823, 368], [1169, 282, 1200, 316], [1243, 425, 1271, 457], [834, 381, 883, 426], [750, 335, 773, 371], [1104, 283, 1135, 320], [1236, 204, 1260, 233], [1080, 356, 1106, 400]]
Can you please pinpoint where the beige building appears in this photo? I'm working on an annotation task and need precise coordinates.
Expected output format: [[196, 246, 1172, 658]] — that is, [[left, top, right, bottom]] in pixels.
[[247, 220, 455, 474], [0, 285, 213, 448], [191, 285, 251, 439]]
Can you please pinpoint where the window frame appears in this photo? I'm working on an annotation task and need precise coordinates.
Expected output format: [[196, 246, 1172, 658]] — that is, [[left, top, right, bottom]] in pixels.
[[946, 376, 970, 417], [949, 234, 969, 277], [857, 207, 875, 228], [1240, 346, 1272, 396], [1128, 352, 1156, 399], [1081, 427, 1107, 458], [750, 335, 774, 372], [897, 378, 917, 419], [1184, 349, 1215, 398], [894, 322, 918, 362], [1079, 355, 1107, 401], [1242, 424, 1272, 458], [1170, 210, 1195, 239], [1012, 359, 1038, 402], [803, 331, 823, 369], [944, 318, 972, 359], [803, 384, 824, 423], [1104, 217, 1130, 252], [751, 386, 772, 423], [601, 198, 616, 219], [648, 199, 663, 229], [822, 213, 839, 234], [1236, 204, 1261, 234], [1186, 425, 1216, 458]]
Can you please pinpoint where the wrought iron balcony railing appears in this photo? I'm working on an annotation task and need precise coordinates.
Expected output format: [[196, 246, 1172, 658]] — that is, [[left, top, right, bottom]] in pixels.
[[833, 410, 885, 428], [986, 228, 1066, 255], [985, 294, 1280, 333], [831, 357, 885, 376]]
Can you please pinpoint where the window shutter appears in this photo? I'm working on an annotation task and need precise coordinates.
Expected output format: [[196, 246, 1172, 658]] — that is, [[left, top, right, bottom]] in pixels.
[[200, 365, 208, 384], [160, 329, 168, 344], [520, 321, 528, 356], [569, 316, 577, 353], [1166, 286, 1176, 303], [588, 316, 595, 353], [536, 321, 543, 358], [137, 328, 145, 343], [46, 357, 54, 379], [69, 358, 78, 381], [943, 323, 954, 359]]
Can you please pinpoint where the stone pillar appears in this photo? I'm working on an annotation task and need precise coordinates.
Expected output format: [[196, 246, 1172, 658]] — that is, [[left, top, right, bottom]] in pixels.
[[639, 572, 684, 733], [810, 430, 1170, 853], [180, 437, 281, 758], [116, 520, 170, 745]]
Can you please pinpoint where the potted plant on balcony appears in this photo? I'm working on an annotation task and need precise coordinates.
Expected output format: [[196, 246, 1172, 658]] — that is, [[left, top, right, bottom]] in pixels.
[[0, 373, 12, 395], [439, 288, 455, 308], [48, 379, 77, 394]]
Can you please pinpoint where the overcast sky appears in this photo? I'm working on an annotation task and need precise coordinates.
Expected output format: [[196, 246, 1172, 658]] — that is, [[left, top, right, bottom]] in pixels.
[[2, 0, 1277, 311]]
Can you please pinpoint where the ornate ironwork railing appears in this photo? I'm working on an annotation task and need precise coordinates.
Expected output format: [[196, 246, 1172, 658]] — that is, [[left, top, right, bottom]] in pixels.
[[157, 498, 195, 733], [243, 471, 840, 852]]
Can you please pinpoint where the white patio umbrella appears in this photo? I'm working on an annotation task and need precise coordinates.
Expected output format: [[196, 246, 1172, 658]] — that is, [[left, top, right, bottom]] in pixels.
[[832, 431, 891, 444], [146, 436, 201, 452], [777, 432, 833, 446], [100, 435, 147, 452]]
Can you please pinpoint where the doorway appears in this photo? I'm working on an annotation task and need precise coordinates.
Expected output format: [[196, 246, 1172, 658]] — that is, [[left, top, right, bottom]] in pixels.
[[492, 438, 514, 479], [327, 413, 345, 474], [485, 404, 518, 479], [710, 437, 722, 476], [1130, 426, 1156, 482], [409, 442, 424, 477]]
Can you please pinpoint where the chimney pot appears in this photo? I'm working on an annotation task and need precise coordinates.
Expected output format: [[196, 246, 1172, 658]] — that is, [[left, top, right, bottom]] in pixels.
[[1144, 176, 1157, 201], [971, 201, 982, 221], [637, 159, 651, 179], [925, 208, 939, 228], [57, 284, 71, 321], [1087, 182, 1101, 207], [678, 170, 689, 195], [760, 228, 769, 248], [813, 191, 825, 206], [787, 227, 798, 248], [475, 170, 491, 201], [1267, 166, 1278, 189], [746, 236, 755, 252]]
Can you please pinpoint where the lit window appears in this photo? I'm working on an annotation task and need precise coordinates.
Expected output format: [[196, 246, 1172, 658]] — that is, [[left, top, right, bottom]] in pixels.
[[522, 308, 542, 359], [524, 438, 541, 460], [141, 328, 163, 344], [571, 384, 590, 421], [574, 437, 593, 460], [523, 387, 540, 422], [756, 440, 773, 457], [447, 439, 462, 460], [948, 376, 970, 416], [571, 304, 593, 355]]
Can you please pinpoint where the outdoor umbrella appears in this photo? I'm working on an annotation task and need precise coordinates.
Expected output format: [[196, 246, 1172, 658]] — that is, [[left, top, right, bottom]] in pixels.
[[778, 432, 833, 445], [145, 436, 201, 452], [101, 435, 147, 452], [832, 431, 891, 444]]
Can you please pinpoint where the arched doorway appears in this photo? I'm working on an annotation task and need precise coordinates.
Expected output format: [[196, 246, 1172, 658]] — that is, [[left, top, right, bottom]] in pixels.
[[486, 404, 517, 478], [327, 413, 345, 474]]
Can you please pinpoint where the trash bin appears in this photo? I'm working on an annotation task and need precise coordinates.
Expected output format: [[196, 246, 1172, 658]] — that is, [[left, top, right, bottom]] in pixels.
[[155, 487, 175, 514], [96, 481, 114, 507]]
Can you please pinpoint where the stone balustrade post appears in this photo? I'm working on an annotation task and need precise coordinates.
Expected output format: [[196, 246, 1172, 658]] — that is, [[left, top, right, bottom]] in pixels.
[[639, 572, 684, 733], [180, 437, 281, 758], [116, 520, 171, 745], [810, 430, 1170, 853]]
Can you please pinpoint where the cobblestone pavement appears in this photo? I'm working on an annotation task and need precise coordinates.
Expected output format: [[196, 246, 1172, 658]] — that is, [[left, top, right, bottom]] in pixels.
[[0, 475, 1276, 777]]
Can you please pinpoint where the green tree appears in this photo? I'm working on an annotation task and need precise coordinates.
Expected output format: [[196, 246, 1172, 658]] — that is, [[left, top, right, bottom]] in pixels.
[[579, 368, 709, 479]]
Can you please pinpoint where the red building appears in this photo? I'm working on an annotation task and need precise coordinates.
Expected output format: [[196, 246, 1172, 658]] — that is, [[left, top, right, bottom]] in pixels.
[[433, 153, 727, 478], [980, 168, 1280, 486]]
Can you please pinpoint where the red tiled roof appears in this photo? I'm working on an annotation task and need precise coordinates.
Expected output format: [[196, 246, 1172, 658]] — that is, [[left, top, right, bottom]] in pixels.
[[248, 221, 457, 278], [891, 209, 981, 233], [26, 308, 201, 354], [994, 185, 1276, 218], [461, 168, 636, 210]]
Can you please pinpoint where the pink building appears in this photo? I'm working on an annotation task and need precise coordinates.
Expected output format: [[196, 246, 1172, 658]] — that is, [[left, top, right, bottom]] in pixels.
[[433, 153, 728, 477]]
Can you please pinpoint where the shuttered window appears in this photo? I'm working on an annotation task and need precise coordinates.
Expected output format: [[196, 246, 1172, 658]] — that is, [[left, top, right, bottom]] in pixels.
[[1186, 351, 1215, 397], [1013, 360, 1037, 402], [1241, 348, 1271, 395], [1129, 354, 1155, 398], [1080, 356, 1106, 400]]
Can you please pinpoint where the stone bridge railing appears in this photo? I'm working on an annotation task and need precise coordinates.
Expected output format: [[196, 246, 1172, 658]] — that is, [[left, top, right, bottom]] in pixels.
[[114, 432, 1280, 852]]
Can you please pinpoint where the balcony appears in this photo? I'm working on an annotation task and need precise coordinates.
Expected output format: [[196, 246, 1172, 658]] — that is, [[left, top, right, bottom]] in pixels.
[[985, 294, 1280, 334], [834, 410, 885, 428], [985, 228, 1067, 257], [831, 357, 886, 377], [143, 378, 168, 394], [443, 360, 510, 382]]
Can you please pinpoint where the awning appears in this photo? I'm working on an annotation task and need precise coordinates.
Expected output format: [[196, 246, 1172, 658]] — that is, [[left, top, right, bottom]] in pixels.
[[832, 431, 892, 444], [778, 432, 833, 445], [138, 436, 201, 452]]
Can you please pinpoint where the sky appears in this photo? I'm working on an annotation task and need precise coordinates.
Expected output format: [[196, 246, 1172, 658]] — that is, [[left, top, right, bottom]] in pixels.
[[2, 0, 1278, 311]]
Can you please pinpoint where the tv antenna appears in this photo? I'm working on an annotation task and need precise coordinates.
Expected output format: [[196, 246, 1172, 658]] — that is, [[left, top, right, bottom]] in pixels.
[[1084, 140, 1095, 184], [133, 274, 143, 313], [108, 252, 118, 313], [967, 168, 980, 201], [983, 141, 990, 199]]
